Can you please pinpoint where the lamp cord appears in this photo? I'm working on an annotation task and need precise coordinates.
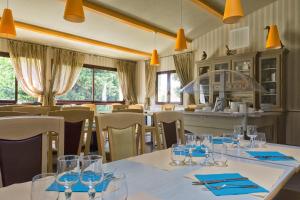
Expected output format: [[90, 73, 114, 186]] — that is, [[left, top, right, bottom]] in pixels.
[[180, 0, 182, 28], [6, 0, 8, 8]]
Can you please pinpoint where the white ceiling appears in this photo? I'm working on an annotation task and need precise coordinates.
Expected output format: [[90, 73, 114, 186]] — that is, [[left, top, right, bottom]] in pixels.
[[3, 0, 276, 60]]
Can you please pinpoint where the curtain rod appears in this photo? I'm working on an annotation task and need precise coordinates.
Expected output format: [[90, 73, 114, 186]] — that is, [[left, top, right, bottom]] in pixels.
[[144, 50, 194, 61]]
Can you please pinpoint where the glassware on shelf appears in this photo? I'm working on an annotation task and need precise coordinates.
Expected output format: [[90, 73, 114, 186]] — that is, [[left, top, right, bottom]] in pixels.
[[102, 172, 128, 200], [256, 132, 267, 148], [80, 155, 104, 200], [246, 125, 258, 148], [31, 173, 59, 200], [56, 155, 80, 200], [170, 144, 186, 166], [185, 133, 197, 165]]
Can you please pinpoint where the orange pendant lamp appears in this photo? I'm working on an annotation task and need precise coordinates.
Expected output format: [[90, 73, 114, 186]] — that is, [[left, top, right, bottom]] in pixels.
[[223, 0, 244, 24], [266, 25, 282, 49], [64, 0, 85, 23], [0, 6, 16, 38], [175, 0, 187, 51], [150, 32, 159, 66]]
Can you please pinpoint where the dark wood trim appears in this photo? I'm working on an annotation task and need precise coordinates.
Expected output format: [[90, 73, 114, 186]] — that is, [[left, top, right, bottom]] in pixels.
[[83, 64, 117, 72], [0, 52, 9, 57], [56, 100, 125, 105], [155, 70, 183, 105]]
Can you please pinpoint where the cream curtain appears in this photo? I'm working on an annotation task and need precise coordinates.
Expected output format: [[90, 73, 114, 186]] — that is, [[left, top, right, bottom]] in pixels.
[[116, 60, 137, 104], [8, 40, 48, 104], [144, 60, 156, 109], [173, 52, 195, 104], [48, 48, 85, 106]]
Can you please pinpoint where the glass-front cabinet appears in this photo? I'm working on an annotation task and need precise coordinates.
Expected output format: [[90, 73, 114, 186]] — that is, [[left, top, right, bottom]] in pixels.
[[259, 49, 286, 111]]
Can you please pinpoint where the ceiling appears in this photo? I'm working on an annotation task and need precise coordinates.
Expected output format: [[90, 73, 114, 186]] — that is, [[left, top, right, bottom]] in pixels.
[[4, 0, 276, 60]]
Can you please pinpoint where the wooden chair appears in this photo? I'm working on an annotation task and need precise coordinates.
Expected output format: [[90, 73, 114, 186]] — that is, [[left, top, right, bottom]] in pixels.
[[153, 111, 185, 149], [95, 113, 145, 162], [48, 110, 94, 156], [111, 104, 129, 111], [112, 109, 143, 113], [0, 111, 30, 117], [81, 104, 97, 112], [0, 105, 23, 111], [61, 106, 91, 111], [0, 116, 64, 186], [161, 104, 175, 111], [128, 104, 144, 110], [12, 106, 50, 115]]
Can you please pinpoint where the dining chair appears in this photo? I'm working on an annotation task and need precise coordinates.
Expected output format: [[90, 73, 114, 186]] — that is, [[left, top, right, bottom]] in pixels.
[[0, 116, 64, 187], [81, 103, 97, 112], [48, 110, 94, 156], [95, 113, 145, 162], [12, 106, 50, 115], [61, 106, 91, 111], [128, 104, 144, 110], [0, 111, 30, 117], [153, 111, 185, 149], [0, 105, 23, 111], [161, 104, 175, 111], [111, 104, 129, 111]]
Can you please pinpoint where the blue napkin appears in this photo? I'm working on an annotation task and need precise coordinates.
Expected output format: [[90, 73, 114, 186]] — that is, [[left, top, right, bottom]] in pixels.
[[246, 151, 295, 161], [47, 173, 111, 192], [195, 173, 268, 196], [174, 145, 205, 157], [213, 138, 234, 144]]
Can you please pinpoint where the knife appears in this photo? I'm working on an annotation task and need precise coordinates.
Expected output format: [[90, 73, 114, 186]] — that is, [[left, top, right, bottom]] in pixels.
[[192, 177, 249, 185]]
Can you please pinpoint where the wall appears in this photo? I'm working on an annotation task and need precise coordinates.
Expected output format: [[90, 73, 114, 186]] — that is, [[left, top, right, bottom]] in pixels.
[[137, 0, 300, 145]]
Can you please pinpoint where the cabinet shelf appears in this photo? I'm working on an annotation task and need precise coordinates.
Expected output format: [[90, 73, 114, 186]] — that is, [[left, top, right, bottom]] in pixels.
[[262, 68, 276, 71]]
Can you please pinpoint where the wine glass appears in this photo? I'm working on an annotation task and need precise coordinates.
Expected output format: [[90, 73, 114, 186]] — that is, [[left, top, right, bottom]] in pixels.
[[200, 134, 214, 166], [233, 125, 244, 150], [80, 155, 103, 200], [247, 125, 258, 148], [212, 141, 228, 167], [170, 144, 186, 166], [185, 133, 197, 165], [256, 132, 267, 148], [56, 155, 80, 200], [102, 172, 128, 200], [222, 133, 234, 150], [31, 173, 59, 200]]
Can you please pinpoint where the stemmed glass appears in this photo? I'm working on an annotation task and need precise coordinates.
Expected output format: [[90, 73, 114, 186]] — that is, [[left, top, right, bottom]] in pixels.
[[56, 155, 80, 200], [233, 125, 244, 150], [247, 125, 258, 148], [185, 133, 197, 165], [102, 172, 128, 200], [256, 132, 267, 148], [200, 134, 214, 166], [80, 155, 104, 200], [170, 144, 186, 166], [222, 133, 234, 150], [31, 173, 59, 200]]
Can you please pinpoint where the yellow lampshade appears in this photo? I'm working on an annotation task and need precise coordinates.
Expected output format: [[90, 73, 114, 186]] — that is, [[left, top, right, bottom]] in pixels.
[[223, 0, 244, 24], [175, 28, 187, 51], [266, 25, 281, 49], [64, 0, 85, 23], [150, 49, 159, 65], [0, 8, 16, 38]]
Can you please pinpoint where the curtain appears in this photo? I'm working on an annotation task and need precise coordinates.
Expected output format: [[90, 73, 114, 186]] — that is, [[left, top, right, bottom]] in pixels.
[[144, 60, 156, 109], [116, 60, 137, 104], [173, 52, 195, 104], [48, 48, 85, 106], [8, 40, 48, 104]]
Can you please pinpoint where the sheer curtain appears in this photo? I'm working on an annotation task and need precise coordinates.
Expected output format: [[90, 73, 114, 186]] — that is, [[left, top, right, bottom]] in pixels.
[[48, 48, 85, 106], [8, 40, 48, 104], [173, 52, 195, 104], [116, 60, 137, 104], [144, 60, 156, 109]]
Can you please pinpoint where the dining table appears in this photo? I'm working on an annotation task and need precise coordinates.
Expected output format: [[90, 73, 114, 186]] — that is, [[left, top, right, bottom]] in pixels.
[[0, 142, 299, 200]]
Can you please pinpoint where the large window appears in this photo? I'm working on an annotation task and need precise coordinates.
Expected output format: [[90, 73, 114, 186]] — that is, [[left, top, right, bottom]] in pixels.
[[156, 70, 182, 104], [0, 53, 37, 104], [57, 65, 123, 103]]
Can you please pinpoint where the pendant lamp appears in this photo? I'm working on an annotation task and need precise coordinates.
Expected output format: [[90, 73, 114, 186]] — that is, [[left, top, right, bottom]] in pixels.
[[266, 25, 282, 49], [223, 0, 244, 24], [0, 0, 16, 38], [150, 32, 159, 66], [64, 0, 85, 23], [175, 0, 187, 51]]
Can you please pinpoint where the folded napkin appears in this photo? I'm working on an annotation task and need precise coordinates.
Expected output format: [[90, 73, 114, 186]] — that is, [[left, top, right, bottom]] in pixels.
[[47, 173, 111, 192], [195, 173, 268, 196], [175, 145, 205, 157], [246, 151, 296, 161]]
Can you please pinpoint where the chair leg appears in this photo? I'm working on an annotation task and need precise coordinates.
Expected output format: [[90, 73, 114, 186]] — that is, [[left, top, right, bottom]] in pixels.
[[47, 133, 53, 173]]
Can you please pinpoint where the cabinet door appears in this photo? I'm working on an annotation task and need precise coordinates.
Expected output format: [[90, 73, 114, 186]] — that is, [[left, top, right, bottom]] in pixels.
[[197, 65, 211, 104], [232, 57, 254, 81], [212, 62, 230, 83], [259, 55, 281, 110]]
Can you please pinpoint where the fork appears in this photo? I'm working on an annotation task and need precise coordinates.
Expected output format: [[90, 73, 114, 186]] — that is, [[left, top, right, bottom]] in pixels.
[[209, 184, 259, 190]]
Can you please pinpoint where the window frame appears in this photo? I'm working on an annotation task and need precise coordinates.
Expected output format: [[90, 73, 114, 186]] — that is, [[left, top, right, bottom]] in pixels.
[[56, 64, 125, 105], [155, 70, 183, 105]]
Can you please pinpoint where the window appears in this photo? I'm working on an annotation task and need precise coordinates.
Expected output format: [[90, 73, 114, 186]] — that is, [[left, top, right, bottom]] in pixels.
[[57, 64, 123, 105], [156, 70, 182, 104], [0, 53, 38, 104]]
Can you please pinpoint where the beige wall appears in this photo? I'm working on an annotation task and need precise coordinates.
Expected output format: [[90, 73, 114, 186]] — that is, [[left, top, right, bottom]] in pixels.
[[137, 0, 300, 145]]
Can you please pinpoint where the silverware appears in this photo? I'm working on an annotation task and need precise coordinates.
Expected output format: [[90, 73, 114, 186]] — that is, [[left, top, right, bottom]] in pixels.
[[209, 184, 259, 190], [192, 177, 248, 185]]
